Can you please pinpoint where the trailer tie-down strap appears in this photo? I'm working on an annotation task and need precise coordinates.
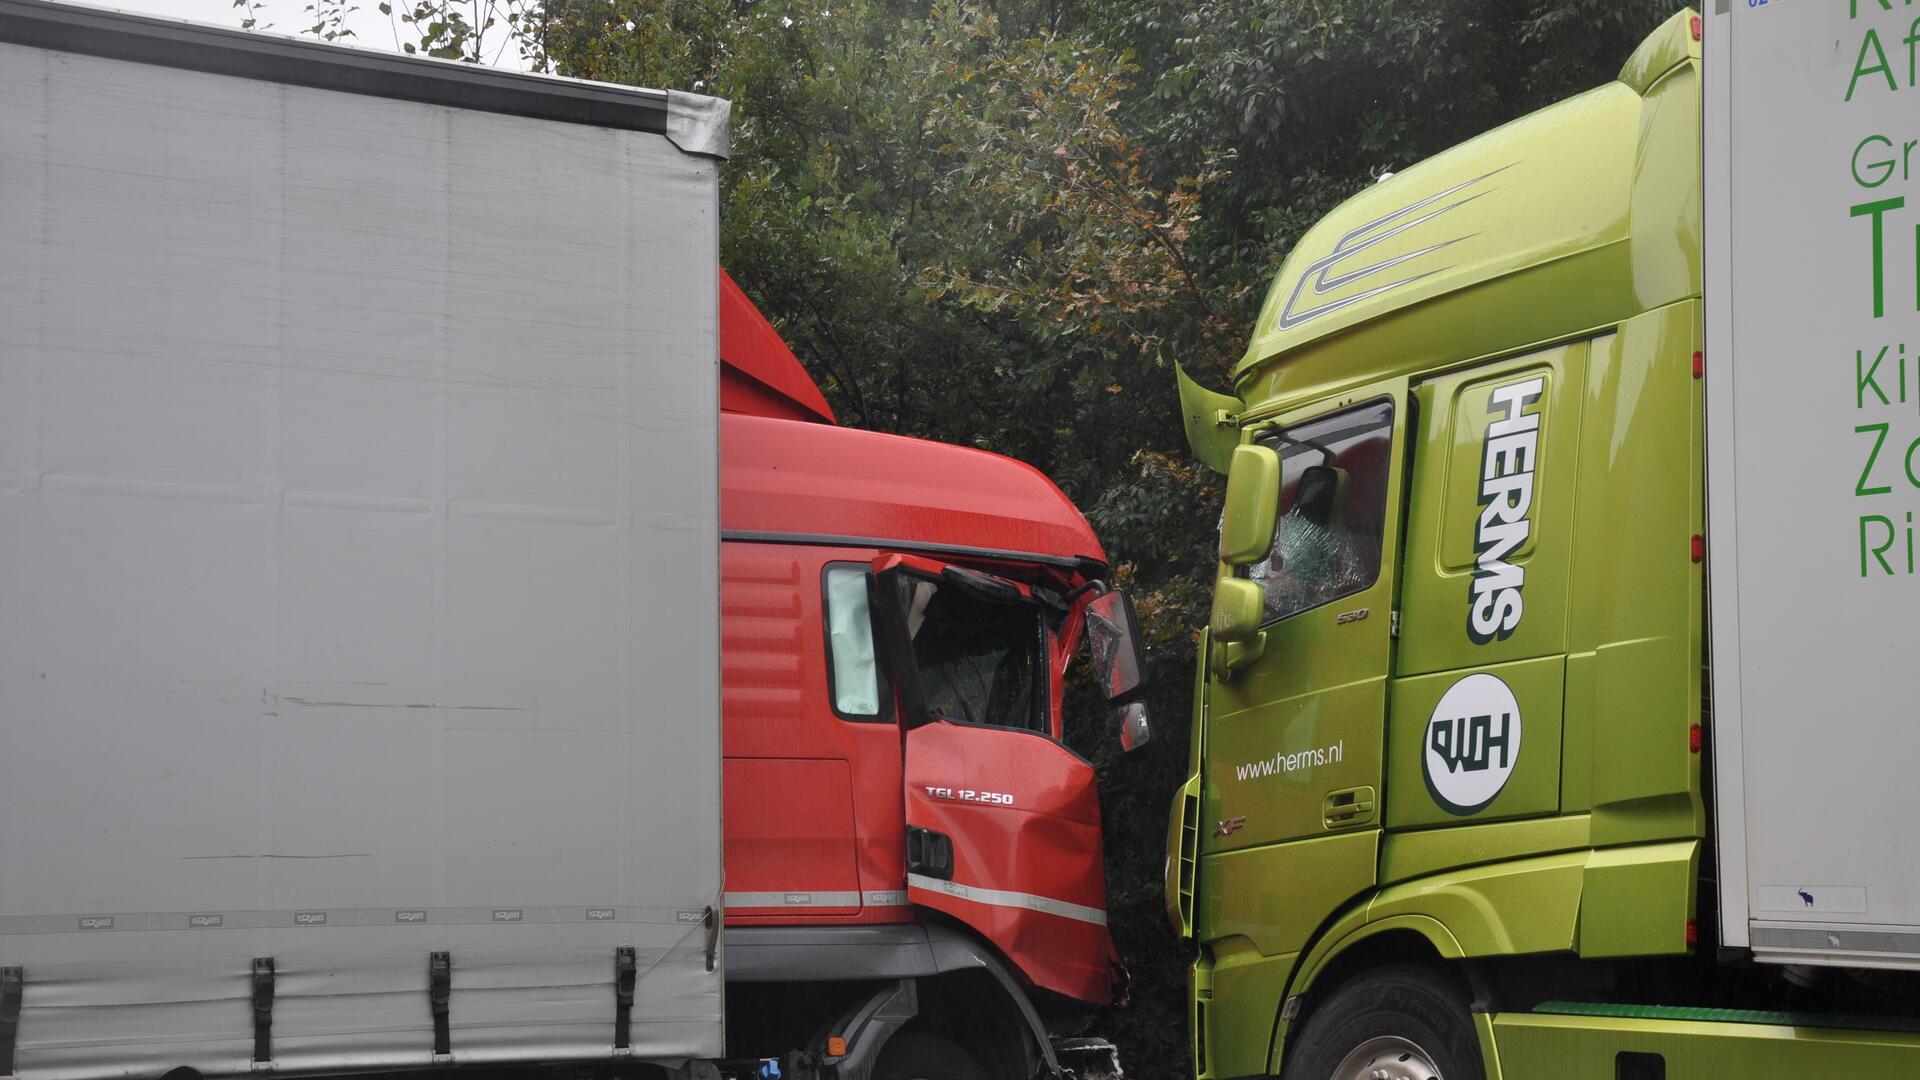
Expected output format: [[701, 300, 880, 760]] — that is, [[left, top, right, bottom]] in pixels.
[[251, 958, 275, 1063], [429, 952, 452, 1056], [1, 967, 22, 1077], [703, 907, 718, 973], [613, 946, 637, 1050]]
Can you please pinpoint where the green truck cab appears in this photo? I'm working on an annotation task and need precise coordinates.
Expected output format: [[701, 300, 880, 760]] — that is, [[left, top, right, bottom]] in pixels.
[[1168, 11, 1920, 1078]]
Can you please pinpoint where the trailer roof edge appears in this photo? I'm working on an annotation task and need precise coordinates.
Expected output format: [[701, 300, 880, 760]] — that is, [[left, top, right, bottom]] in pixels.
[[0, 0, 728, 144]]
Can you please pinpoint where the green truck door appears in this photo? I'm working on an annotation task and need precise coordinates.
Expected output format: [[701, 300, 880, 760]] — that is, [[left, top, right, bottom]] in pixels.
[[1386, 343, 1586, 834], [1202, 380, 1411, 938]]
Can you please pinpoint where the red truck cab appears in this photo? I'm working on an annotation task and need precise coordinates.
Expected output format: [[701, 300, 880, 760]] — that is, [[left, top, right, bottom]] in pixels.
[[715, 274, 1146, 1080]]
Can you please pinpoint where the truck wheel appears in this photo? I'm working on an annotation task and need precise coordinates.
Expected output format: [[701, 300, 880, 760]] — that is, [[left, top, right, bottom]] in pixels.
[[871, 1033, 993, 1080], [1280, 965, 1484, 1080]]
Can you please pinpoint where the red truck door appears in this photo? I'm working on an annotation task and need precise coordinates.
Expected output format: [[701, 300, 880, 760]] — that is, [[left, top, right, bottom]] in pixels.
[[871, 557, 1113, 1004]]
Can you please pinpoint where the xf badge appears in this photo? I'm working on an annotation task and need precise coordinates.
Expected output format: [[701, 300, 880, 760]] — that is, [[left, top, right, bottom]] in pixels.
[[1214, 816, 1247, 838]]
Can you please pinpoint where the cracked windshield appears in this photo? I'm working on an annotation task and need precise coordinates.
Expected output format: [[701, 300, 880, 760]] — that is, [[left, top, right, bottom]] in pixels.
[[1250, 400, 1393, 623]]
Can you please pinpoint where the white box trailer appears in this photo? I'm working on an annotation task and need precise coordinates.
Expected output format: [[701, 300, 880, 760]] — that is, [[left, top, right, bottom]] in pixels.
[[0, 2, 726, 1074], [1705, 0, 1920, 970]]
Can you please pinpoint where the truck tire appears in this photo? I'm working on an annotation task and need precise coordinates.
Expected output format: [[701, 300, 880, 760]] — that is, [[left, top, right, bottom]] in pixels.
[[871, 1033, 994, 1080], [1279, 965, 1484, 1080]]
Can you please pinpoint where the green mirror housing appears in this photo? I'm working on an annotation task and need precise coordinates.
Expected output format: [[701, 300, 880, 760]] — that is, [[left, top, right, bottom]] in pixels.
[[1210, 576, 1266, 644], [1219, 443, 1281, 566]]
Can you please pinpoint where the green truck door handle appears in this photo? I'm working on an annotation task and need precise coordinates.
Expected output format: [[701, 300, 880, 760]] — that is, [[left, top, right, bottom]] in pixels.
[[1322, 786, 1378, 830]]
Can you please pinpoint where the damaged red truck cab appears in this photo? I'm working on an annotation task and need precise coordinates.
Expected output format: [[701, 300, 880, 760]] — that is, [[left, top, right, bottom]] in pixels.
[[716, 273, 1146, 1080]]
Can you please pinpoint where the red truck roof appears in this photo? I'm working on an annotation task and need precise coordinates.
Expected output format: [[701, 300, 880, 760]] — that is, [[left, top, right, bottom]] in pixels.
[[717, 270, 1103, 571], [722, 411, 1107, 572]]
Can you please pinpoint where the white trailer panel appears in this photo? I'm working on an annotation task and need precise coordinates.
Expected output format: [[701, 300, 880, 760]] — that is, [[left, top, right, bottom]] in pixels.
[[1706, 0, 1920, 969], [0, 5, 725, 1074]]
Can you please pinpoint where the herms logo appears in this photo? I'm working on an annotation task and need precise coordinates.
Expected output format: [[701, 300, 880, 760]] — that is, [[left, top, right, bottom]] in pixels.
[[1468, 375, 1546, 644], [1422, 673, 1523, 816]]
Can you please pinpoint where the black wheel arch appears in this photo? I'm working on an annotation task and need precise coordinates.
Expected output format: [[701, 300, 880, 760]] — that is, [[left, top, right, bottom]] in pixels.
[[725, 922, 1060, 1080]]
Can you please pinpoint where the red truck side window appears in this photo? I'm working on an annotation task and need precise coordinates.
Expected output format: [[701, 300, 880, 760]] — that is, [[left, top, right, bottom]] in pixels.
[[903, 582, 1046, 735], [823, 564, 885, 719]]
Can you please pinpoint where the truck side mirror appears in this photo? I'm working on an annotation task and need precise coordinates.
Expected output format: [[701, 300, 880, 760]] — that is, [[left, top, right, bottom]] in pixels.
[[1084, 588, 1151, 754], [1210, 577, 1265, 644], [1085, 589, 1146, 700], [1115, 701, 1152, 754], [1209, 577, 1268, 678], [1219, 444, 1281, 566]]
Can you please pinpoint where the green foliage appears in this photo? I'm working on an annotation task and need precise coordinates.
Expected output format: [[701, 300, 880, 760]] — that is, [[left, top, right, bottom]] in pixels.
[[253, 0, 1686, 1072], [256, 0, 535, 61]]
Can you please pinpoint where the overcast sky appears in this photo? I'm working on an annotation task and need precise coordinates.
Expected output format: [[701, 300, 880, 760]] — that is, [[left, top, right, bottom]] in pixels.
[[106, 0, 533, 68]]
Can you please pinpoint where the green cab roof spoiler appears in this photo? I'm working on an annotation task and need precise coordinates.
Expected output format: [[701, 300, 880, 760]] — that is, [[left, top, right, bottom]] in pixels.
[[1618, 8, 1701, 95]]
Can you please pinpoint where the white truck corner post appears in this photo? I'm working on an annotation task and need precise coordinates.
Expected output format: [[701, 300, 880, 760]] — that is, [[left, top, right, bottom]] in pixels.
[[0, 2, 726, 1075], [1706, 0, 1920, 970]]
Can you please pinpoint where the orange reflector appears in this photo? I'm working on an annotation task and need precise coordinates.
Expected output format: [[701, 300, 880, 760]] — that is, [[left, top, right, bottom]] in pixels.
[[1686, 919, 1698, 946], [1691, 535, 1705, 563], [1690, 15, 1702, 41], [827, 1037, 848, 1057], [1689, 724, 1703, 754], [1693, 350, 1704, 379]]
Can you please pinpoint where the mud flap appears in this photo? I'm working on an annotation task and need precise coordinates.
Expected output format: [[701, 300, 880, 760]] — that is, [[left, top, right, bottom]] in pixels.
[[818, 980, 918, 1080]]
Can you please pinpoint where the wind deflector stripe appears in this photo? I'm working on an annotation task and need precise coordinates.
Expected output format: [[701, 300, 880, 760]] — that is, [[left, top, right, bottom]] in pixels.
[[0, 0, 671, 134]]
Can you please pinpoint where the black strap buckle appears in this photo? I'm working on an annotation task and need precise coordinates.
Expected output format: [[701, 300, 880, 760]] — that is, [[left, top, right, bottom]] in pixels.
[[250, 958, 275, 1063], [428, 952, 452, 1056], [1, 967, 23, 1077], [613, 946, 637, 1050]]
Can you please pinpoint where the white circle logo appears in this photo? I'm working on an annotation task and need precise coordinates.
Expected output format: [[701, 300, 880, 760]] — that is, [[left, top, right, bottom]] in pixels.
[[1422, 673, 1522, 816]]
